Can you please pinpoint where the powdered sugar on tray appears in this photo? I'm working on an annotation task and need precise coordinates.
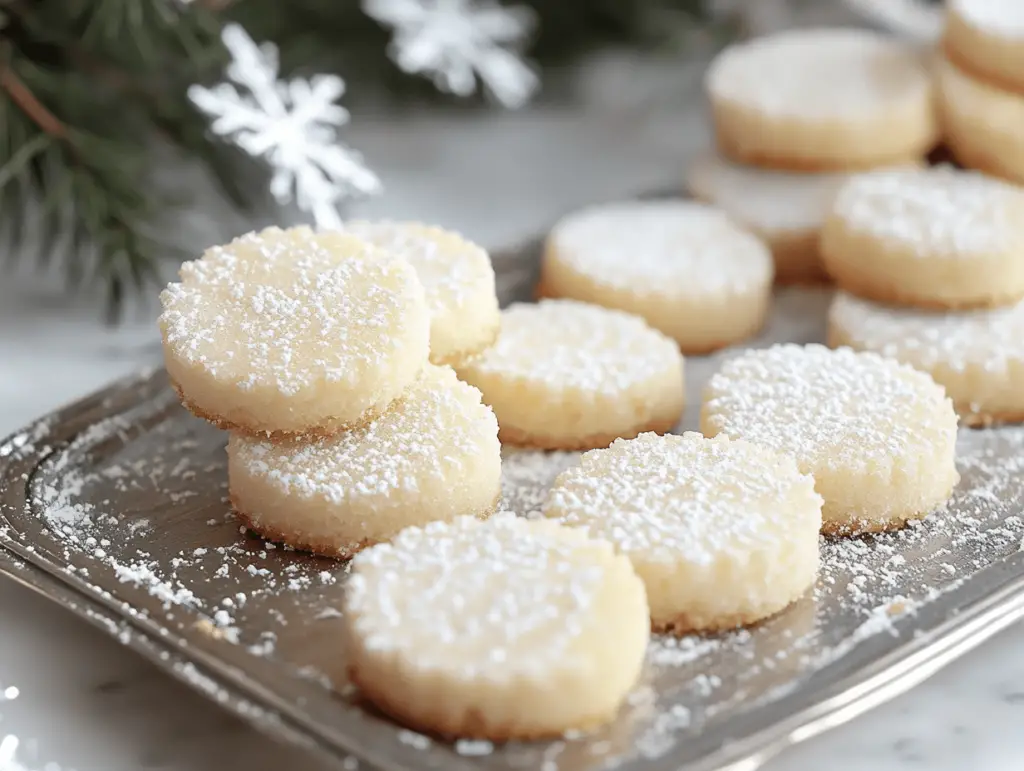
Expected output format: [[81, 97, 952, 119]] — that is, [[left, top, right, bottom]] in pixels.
[[5, 286, 1024, 771]]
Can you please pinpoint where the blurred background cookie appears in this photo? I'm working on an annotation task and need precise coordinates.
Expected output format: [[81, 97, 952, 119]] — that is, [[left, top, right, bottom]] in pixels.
[[706, 28, 938, 170], [540, 200, 773, 352]]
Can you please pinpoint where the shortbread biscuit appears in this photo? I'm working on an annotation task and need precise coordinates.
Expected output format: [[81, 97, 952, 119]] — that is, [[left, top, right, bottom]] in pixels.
[[341, 221, 500, 367], [829, 291, 1024, 427], [944, 0, 1024, 95], [456, 299, 685, 450], [821, 167, 1024, 309], [706, 28, 937, 170], [227, 365, 500, 557], [936, 55, 1024, 186], [701, 344, 959, 535], [544, 432, 822, 633], [344, 514, 649, 739], [539, 201, 773, 352], [687, 153, 920, 284], [160, 226, 430, 436]]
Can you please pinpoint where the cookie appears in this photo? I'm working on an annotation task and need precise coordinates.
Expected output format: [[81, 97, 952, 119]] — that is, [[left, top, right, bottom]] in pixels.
[[538, 200, 773, 353], [687, 153, 921, 284], [543, 432, 822, 633], [455, 299, 685, 450], [160, 226, 430, 436], [944, 0, 1024, 95], [341, 221, 500, 367], [343, 514, 649, 739], [227, 365, 500, 557], [706, 28, 937, 170], [821, 167, 1024, 309], [936, 55, 1024, 186], [701, 344, 959, 535], [828, 291, 1024, 427]]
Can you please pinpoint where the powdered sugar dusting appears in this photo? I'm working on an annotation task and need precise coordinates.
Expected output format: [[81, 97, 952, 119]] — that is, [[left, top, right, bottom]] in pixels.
[[545, 432, 821, 566], [703, 344, 957, 473], [831, 167, 1024, 258], [952, 0, 1024, 37], [460, 299, 682, 395], [341, 220, 495, 315], [230, 365, 497, 503], [159, 225, 428, 397], [548, 200, 772, 295], [688, 151, 876, 235], [830, 290, 1024, 378], [345, 514, 630, 675], [6, 286, 1024, 771], [707, 28, 931, 117]]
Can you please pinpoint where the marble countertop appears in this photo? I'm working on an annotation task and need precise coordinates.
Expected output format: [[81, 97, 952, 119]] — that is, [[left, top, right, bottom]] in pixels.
[[2, 95, 1024, 771]]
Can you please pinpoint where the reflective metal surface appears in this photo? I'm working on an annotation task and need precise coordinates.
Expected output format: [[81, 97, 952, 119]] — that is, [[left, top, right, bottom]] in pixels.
[[1, 217, 1023, 771]]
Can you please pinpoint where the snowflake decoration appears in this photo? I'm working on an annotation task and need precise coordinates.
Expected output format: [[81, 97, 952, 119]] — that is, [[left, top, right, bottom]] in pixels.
[[363, 0, 539, 109], [188, 24, 381, 229]]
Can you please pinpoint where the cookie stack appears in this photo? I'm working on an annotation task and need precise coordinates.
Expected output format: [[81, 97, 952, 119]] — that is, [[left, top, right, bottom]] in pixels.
[[158, 224, 504, 557], [690, 27, 939, 284], [822, 165, 1024, 426], [939, 0, 1024, 184]]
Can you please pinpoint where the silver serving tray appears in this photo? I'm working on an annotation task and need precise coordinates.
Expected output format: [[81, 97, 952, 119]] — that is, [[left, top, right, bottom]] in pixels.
[[2, 210, 1024, 771]]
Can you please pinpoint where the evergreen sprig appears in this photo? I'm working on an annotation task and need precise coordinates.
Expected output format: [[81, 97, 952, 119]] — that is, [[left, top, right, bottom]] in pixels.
[[0, 0, 710, 320]]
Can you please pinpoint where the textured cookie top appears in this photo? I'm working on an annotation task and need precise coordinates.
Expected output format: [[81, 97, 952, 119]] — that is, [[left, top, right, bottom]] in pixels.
[[159, 226, 428, 397], [345, 514, 643, 678], [830, 291, 1024, 374], [228, 365, 497, 501], [545, 432, 822, 565], [341, 220, 496, 316], [702, 344, 957, 472], [707, 28, 931, 118], [830, 167, 1024, 259], [950, 0, 1024, 37], [460, 299, 683, 397], [548, 200, 772, 295]]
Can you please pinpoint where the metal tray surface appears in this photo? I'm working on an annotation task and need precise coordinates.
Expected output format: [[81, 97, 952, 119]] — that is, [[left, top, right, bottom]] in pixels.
[[2, 223, 1024, 771]]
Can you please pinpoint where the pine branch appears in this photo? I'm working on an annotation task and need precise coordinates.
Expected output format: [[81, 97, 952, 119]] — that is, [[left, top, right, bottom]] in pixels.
[[0, 0, 236, 320], [0, 0, 721, 320]]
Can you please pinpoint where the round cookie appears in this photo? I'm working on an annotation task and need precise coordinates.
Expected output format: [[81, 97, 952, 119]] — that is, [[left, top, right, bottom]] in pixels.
[[341, 220, 499, 367], [687, 153, 919, 284], [944, 0, 1024, 95], [700, 344, 959, 535], [543, 432, 822, 633], [936, 55, 1024, 186], [821, 167, 1024, 309], [539, 200, 773, 353], [706, 28, 937, 170], [455, 299, 685, 450], [343, 514, 649, 739], [227, 365, 500, 557], [829, 291, 1024, 427], [160, 226, 430, 436]]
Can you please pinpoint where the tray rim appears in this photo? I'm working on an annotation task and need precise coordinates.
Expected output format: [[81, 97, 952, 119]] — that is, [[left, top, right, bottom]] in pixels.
[[3, 367, 1024, 771]]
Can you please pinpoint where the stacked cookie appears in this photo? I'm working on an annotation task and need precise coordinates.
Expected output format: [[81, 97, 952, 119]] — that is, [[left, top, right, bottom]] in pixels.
[[159, 224, 504, 557], [939, 0, 1024, 184], [823, 166, 1024, 426], [690, 27, 938, 284]]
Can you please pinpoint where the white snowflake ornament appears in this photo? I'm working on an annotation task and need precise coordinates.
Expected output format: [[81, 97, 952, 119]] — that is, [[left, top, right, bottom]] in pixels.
[[188, 24, 381, 229], [364, 0, 539, 108]]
